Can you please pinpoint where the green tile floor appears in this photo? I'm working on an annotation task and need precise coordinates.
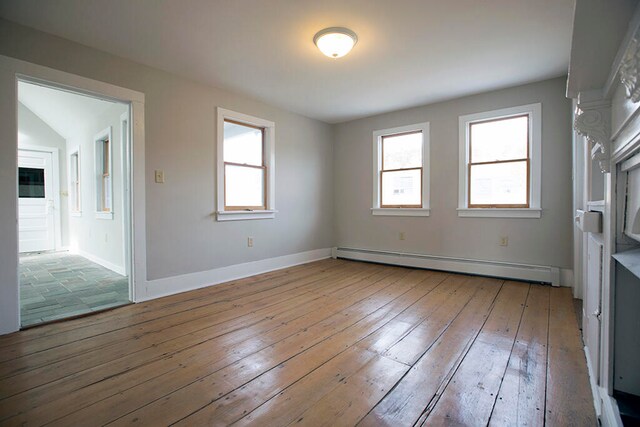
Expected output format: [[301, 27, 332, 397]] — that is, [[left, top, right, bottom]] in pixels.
[[20, 251, 130, 327]]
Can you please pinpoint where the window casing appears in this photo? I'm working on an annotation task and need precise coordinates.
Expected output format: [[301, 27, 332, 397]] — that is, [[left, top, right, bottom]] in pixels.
[[458, 103, 541, 218], [69, 149, 81, 215], [94, 127, 113, 219], [372, 122, 430, 217], [216, 108, 275, 221]]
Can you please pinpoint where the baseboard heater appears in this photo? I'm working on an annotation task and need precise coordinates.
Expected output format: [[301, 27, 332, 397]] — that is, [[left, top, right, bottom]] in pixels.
[[333, 247, 560, 286]]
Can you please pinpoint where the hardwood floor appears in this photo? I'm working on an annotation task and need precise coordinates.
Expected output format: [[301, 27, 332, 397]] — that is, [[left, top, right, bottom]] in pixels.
[[0, 259, 596, 426]]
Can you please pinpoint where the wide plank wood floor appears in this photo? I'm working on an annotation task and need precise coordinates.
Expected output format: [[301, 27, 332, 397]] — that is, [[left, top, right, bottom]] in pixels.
[[0, 259, 596, 426]]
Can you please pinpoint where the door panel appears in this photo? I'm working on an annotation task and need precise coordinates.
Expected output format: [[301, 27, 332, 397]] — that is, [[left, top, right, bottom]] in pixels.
[[584, 235, 603, 384], [18, 150, 54, 253]]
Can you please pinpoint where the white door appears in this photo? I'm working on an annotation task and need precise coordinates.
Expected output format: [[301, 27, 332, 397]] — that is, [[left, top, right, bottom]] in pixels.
[[584, 235, 603, 383], [18, 149, 55, 253]]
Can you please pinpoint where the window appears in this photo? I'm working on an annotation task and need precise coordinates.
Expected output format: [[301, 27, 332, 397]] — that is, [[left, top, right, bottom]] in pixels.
[[372, 122, 430, 216], [216, 108, 275, 221], [18, 167, 45, 198], [458, 103, 541, 218], [69, 149, 81, 215], [95, 127, 113, 219]]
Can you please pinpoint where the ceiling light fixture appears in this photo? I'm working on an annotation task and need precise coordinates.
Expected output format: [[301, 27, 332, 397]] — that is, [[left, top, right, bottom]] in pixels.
[[313, 27, 358, 59]]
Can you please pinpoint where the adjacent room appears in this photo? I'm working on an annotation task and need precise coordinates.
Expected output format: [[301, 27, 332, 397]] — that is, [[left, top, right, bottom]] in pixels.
[[17, 81, 132, 326], [0, 0, 638, 426]]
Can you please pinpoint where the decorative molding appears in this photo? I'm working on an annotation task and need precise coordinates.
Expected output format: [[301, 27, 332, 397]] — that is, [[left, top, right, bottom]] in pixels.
[[574, 98, 612, 173], [620, 27, 640, 103]]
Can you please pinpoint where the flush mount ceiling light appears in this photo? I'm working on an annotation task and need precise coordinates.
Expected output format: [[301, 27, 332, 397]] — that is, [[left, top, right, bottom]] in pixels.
[[313, 27, 358, 59]]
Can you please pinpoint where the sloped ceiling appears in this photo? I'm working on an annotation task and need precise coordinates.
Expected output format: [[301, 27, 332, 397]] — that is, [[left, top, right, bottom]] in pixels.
[[18, 81, 121, 139]]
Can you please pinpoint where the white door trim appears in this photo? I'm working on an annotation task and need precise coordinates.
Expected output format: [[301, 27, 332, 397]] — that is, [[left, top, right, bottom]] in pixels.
[[0, 54, 146, 334], [18, 144, 62, 251]]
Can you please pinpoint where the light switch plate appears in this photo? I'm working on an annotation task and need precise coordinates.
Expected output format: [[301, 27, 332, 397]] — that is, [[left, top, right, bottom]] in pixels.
[[155, 170, 165, 183]]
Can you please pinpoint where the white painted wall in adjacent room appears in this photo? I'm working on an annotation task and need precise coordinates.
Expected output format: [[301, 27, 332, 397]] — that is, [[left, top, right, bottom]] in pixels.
[[66, 103, 128, 274], [333, 77, 573, 271]]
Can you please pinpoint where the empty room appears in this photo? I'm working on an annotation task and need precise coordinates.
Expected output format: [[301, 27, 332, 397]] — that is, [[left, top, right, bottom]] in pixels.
[[0, 1, 639, 426]]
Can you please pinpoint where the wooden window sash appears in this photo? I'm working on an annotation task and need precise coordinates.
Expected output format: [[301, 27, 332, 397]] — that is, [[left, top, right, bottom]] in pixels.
[[101, 175, 111, 212], [75, 181, 80, 211], [71, 153, 80, 212], [222, 121, 267, 211], [467, 114, 530, 208], [379, 130, 424, 209], [380, 166, 423, 209], [468, 159, 530, 208], [103, 139, 110, 174], [380, 130, 423, 172]]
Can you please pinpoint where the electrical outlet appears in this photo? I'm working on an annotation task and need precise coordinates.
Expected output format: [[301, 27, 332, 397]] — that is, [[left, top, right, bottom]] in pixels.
[[155, 170, 165, 183], [247, 237, 253, 247], [399, 232, 406, 241], [500, 236, 508, 246]]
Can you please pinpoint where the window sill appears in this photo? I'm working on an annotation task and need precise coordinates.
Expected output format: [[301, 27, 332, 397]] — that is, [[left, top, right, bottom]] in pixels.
[[217, 210, 277, 221], [70, 211, 82, 217], [95, 211, 114, 220], [371, 208, 430, 217], [457, 208, 541, 218]]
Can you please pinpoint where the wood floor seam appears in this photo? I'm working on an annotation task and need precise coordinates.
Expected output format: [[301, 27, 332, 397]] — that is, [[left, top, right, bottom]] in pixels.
[[0, 261, 597, 427]]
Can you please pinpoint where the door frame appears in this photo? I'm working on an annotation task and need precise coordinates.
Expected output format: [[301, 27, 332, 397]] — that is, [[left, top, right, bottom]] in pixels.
[[17, 144, 62, 252], [0, 54, 146, 334]]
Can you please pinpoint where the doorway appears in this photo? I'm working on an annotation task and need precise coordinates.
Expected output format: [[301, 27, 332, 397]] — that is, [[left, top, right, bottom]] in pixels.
[[17, 79, 133, 327], [18, 148, 58, 253]]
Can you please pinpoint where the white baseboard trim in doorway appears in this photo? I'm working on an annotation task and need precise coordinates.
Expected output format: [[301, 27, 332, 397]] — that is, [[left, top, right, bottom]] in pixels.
[[140, 248, 332, 302], [73, 249, 126, 276], [333, 247, 570, 286], [601, 392, 624, 427]]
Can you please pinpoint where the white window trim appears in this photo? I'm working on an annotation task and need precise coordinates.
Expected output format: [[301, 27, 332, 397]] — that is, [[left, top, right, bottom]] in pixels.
[[216, 107, 276, 221], [94, 126, 114, 220], [69, 146, 82, 217], [372, 122, 430, 217], [457, 103, 542, 219]]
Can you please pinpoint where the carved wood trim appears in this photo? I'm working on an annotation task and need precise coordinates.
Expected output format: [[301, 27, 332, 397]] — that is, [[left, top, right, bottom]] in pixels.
[[574, 100, 611, 173], [620, 27, 640, 103]]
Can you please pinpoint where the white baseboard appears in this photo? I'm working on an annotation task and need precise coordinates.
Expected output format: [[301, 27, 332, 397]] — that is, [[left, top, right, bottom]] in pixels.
[[72, 248, 126, 276], [584, 346, 603, 419], [601, 392, 624, 427], [140, 248, 332, 302], [561, 268, 574, 289], [333, 247, 571, 286]]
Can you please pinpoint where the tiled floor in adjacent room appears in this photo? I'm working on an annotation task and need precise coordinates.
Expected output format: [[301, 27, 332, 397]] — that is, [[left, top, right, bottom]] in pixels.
[[19, 251, 130, 327]]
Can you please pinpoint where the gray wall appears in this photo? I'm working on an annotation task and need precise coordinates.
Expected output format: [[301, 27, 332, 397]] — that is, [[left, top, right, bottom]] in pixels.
[[0, 18, 572, 282], [0, 19, 334, 281], [333, 77, 573, 268], [17, 102, 69, 247]]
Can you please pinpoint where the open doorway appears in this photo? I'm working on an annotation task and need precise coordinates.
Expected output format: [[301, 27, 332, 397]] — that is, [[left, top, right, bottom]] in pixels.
[[17, 80, 132, 327]]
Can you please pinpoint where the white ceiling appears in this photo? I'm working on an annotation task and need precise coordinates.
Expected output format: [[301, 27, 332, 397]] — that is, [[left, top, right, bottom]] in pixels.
[[1, 0, 575, 123], [18, 81, 122, 139]]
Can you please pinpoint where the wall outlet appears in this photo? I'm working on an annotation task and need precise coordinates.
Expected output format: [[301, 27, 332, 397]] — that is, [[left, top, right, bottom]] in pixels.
[[155, 169, 165, 183], [247, 237, 253, 247], [500, 236, 508, 246], [399, 232, 406, 241]]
